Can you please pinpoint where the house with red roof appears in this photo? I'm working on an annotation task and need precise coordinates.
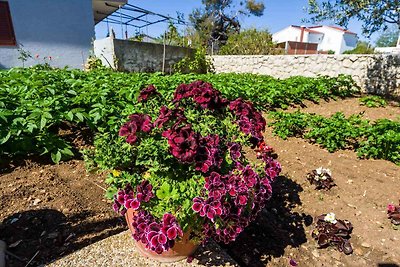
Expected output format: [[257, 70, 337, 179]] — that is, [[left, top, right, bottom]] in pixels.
[[272, 25, 358, 55]]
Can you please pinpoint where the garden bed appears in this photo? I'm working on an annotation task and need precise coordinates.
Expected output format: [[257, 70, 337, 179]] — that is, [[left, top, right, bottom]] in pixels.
[[1, 97, 398, 266]]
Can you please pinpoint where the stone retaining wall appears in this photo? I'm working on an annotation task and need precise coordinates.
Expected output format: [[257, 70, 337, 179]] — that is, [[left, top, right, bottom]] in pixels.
[[212, 55, 400, 96]]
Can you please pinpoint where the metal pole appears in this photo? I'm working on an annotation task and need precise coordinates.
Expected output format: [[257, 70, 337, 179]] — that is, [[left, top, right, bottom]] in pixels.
[[119, 5, 123, 39], [162, 31, 166, 73]]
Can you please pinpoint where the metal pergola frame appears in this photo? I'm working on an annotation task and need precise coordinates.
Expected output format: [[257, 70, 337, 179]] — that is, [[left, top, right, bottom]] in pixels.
[[98, 3, 187, 35]]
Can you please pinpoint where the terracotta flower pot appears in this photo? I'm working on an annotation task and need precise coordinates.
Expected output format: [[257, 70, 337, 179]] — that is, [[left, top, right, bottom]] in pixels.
[[125, 209, 199, 263]]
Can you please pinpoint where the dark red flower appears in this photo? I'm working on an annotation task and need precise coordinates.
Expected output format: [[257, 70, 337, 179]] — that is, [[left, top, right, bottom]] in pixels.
[[119, 114, 153, 144], [138, 85, 159, 102], [163, 124, 198, 163], [195, 134, 222, 173], [154, 106, 186, 128], [173, 81, 228, 110]]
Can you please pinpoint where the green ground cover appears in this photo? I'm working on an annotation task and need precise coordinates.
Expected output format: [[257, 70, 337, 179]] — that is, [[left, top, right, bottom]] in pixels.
[[0, 67, 358, 163]]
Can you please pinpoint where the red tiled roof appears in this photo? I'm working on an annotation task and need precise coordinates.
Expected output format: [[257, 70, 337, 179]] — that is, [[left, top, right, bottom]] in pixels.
[[291, 25, 323, 34], [309, 25, 357, 35]]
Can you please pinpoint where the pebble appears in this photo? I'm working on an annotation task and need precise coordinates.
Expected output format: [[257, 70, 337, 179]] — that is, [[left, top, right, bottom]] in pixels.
[[361, 242, 371, 248], [354, 248, 363, 256], [312, 250, 320, 258], [33, 198, 42, 205]]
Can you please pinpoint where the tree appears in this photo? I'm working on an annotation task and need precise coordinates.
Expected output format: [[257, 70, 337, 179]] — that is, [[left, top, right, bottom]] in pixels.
[[375, 26, 400, 47], [189, 0, 265, 47], [218, 28, 284, 55], [307, 0, 400, 37], [343, 41, 375, 54], [162, 22, 186, 46]]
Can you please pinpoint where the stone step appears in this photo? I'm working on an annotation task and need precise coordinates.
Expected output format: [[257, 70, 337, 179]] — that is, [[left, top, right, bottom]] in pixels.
[[47, 231, 239, 267]]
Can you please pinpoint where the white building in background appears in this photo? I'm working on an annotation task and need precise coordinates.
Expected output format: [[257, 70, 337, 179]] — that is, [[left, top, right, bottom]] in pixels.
[[375, 35, 400, 54], [0, 0, 126, 69], [272, 25, 358, 54]]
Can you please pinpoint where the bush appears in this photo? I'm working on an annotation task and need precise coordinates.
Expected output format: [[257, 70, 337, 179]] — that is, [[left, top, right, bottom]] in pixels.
[[219, 28, 284, 55], [343, 41, 375, 54], [269, 111, 400, 164]]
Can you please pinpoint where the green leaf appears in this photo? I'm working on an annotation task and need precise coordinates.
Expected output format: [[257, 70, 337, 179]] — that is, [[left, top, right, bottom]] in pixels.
[[61, 147, 74, 157], [0, 131, 11, 145], [66, 111, 74, 121], [51, 151, 62, 163], [40, 116, 47, 130], [75, 112, 84, 122], [156, 182, 171, 200]]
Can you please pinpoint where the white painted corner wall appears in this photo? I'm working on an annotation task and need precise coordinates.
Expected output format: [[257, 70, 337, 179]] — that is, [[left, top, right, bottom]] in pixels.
[[0, 0, 94, 69]]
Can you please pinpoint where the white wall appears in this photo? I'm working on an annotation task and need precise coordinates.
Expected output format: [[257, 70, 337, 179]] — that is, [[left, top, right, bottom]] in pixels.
[[315, 26, 357, 54], [0, 0, 94, 69], [273, 27, 301, 43], [315, 27, 343, 54]]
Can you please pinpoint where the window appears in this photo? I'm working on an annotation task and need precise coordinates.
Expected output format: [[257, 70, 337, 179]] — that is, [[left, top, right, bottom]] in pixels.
[[0, 1, 16, 46]]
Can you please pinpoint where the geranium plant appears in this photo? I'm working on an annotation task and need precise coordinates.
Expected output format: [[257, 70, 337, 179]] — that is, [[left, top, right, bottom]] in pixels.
[[387, 202, 400, 226], [106, 81, 281, 254], [312, 213, 353, 255], [307, 167, 335, 190]]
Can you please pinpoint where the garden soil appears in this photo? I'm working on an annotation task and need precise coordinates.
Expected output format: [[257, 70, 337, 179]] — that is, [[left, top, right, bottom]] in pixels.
[[1, 98, 399, 267]]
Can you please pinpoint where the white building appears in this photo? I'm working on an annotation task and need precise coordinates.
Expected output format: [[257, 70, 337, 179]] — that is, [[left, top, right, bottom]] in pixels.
[[0, 0, 126, 69], [273, 25, 358, 54], [375, 35, 400, 54]]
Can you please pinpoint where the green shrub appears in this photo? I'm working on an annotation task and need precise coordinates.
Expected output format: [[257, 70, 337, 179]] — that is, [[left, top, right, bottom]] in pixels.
[[359, 95, 387, 107], [218, 28, 284, 55], [269, 111, 400, 164]]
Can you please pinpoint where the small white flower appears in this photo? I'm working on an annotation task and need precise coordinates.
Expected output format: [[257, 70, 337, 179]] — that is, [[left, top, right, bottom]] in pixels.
[[316, 167, 323, 175], [325, 168, 332, 176], [324, 212, 337, 224]]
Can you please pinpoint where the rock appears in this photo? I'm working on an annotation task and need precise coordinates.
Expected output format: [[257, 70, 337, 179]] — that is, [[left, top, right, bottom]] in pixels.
[[33, 198, 42, 205], [361, 242, 371, 248], [312, 249, 320, 258], [354, 248, 363, 256]]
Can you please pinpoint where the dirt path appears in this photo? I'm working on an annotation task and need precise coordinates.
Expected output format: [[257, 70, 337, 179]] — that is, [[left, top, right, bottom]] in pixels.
[[0, 159, 126, 267]]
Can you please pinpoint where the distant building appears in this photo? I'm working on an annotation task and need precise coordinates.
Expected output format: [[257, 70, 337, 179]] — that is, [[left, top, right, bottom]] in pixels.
[[375, 35, 400, 54], [0, 0, 126, 69], [272, 25, 358, 55]]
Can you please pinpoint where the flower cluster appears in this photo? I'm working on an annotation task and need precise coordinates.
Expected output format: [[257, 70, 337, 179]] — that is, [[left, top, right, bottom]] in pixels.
[[312, 214, 353, 255], [192, 161, 278, 244], [138, 85, 159, 102], [307, 167, 335, 190], [195, 134, 222, 173], [112, 82, 281, 255], [162, 124, 199, 163], [174, 81, 228, 110], [113, 181, 154, 215], [119, 114, 153, 144], [131, 210, 183, 254], [229, 98, 266, 146], [387, 202, 400, 225], [154, 106, 186, 128]]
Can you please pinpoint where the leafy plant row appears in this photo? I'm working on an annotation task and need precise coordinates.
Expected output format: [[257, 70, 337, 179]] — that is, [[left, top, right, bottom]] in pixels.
[[0, 67, 358, 163], [268, 111, 400, 165]]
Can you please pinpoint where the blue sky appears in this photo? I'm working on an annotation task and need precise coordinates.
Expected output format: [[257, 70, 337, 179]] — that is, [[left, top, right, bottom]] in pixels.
[[95, 0, 378, 43]]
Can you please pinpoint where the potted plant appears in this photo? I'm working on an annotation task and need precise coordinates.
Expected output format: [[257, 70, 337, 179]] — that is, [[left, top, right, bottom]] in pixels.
[[106, 81, 281, 262]]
